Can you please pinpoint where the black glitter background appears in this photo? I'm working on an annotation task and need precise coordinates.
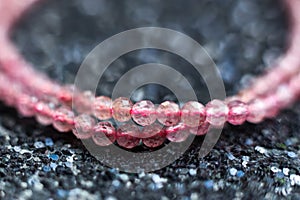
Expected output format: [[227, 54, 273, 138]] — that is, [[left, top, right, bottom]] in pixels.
[[1, 0, 300, 199]]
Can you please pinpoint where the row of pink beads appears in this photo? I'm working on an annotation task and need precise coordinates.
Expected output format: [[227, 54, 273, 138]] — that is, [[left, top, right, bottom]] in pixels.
[[2, 69, 300, 149]]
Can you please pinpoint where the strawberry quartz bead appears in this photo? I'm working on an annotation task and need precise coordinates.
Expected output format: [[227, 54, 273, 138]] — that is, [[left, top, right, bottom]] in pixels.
[[227, 100, 249, 125], [181, 101, 206, 127], [112, 97, 133, 122], [189, 121, 210, 135], [72, 114, 96, 139], [142, 123, 166, 148], [116, 124, 140, 149], [157, 101, 180, 126], [53, 106, 75, 132], [34, 102, 55, 125], [165, 123, 190, 142], [93, 96, 112, 120], [206, 99, 229, 127], [246, 99, 266, 123], [92, 121, 116, 146], [131, 100, 156, 126], [73, 91, 95, 114], [17, 95, 38, 117]]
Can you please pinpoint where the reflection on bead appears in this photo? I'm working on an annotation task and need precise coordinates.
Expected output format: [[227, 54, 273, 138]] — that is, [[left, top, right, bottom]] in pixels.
[[227, 100, 248, 125], [157, 101, 180, 126], [93, 96, 112, 120], [181, 101, 206, 127], [142, 123, 165, 148], [112, 97, 133, 122], [189, 121, 210, 135], [53, 106, 74, 132], [73, 114, 96, 139], [131, 100, 156, 126], [92, 121, 116, 146], [117, 124, 140, 149], [206, 99, 229, 127], [246, 99, 265, 123], [35, 102, 54, 125], [165, 123, 190, 142]]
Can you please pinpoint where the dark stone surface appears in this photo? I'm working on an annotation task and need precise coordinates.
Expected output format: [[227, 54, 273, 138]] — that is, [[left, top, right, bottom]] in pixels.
[[1, 0, 300, 199]]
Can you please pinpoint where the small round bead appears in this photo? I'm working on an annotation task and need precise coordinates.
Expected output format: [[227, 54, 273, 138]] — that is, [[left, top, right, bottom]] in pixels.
[[246, 99, 266, 123], [72, 114, 96, 139], [156, 101, 180, 126], [227, 100, 249, 125], [53, 107, 74, 132], [73, 91, 95, 114], [116, 124, 140, 149], [181, 101, 206, 127], [17, 95, 37, 117], [206, 99, 229, 127], [35, 102, 54, 125], [189, 121, 210, 135], [93, 96, 112, 120], [142, 123, 166, 148], [131, 100, 156, 126], [92, 121, 116, 146], [112, 97, 133, 122], [262, 95, 279, 118], [165, 123, 190, 142]]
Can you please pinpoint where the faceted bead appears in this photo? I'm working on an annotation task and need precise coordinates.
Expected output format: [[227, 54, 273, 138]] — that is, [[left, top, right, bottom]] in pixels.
[[206, 99, 229, 127], [72, 114, 96, 139], [53, 106, 75, 132], [227, 100, 249, 125], [142, 123, 166, 148], [181, 101, 206, 127], [93, 96, 112, 120], [112, 97, 133, 122], [116, 124, 140, 149], [35, 102, 54, 125], [156, 101, 180, 126], [73, 91, 95, 114], [165, 123, 190, 142], [189, 121, 210, 135], [131, 100, 156, 126], [92, 121, 116, 146], [17, 95, 37, 117], [246, 99, 265, 123]]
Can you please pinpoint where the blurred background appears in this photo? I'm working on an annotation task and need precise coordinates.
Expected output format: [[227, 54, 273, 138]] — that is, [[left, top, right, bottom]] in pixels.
[[1, 0, 300, 199]]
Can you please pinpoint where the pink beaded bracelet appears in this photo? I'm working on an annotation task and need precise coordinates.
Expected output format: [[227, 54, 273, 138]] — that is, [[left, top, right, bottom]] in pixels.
[[1, 0, 300, 150]]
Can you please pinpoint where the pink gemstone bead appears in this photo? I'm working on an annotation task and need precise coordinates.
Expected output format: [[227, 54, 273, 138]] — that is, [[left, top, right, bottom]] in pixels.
[[262, 95, 279, 119], [53, 106, 75, 132], [17, 95, 37, 117], [227, 100, 249, 125], [112, 97, 133, 122], [189, 121, 210, 135], [72, 114, 96, 139], [34, 102, 54, 125], [181, 101, 206, 127], [246, 99, 266, 123], [206, 99, 229, 127], [156, 101, 180, 126], [275, 85, 294, 108], [131, 100, 156, 126], [93, 96, 112, 120], [142, 123, 166, 148], [73, 91, 95, 114], [92, 121, 116, 146], [116, 124, 140, 149], [165, 123, 190, 142]]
